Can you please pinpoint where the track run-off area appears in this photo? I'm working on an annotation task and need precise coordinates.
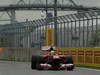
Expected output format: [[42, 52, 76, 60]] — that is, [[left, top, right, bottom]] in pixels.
[[0, 61, 100, 75]]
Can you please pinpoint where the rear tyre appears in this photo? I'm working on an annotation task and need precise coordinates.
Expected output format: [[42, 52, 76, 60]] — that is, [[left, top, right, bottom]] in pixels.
[[66, 56, 73, 64], [66, 56, 74, 70]]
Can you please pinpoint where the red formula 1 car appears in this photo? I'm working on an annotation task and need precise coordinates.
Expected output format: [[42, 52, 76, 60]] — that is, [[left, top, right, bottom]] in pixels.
[[31, 46, 74, 70]]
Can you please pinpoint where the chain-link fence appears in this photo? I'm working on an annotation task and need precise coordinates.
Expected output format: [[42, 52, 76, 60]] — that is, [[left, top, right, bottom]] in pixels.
[[0, 10, 100, 48]]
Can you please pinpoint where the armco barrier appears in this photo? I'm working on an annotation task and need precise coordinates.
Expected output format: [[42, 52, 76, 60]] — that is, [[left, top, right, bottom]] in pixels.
[[56, 48, 100, 68]]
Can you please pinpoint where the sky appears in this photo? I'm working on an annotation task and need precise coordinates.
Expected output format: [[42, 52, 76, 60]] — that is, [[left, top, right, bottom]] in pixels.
[[0, 0, 100, 24]]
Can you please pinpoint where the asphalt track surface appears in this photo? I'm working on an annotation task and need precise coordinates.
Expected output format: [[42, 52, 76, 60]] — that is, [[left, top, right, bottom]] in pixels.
[[0, 61, 100, 75]]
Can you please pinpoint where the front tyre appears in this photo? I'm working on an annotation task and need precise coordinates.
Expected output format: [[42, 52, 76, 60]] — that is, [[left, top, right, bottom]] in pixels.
[[36, 56, 44, 70], [31, 55, 37, 69]]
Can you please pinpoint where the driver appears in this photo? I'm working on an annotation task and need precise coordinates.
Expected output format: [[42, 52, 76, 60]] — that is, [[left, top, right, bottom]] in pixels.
[[49, 46, 55, 55], [50, 50, 55, 55]]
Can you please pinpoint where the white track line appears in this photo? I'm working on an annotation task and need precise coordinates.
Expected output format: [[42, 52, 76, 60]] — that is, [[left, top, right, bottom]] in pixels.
[[80, 67, 100, 72]]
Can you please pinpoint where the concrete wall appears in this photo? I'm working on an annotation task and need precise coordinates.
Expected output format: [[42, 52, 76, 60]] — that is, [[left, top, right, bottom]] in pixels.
[[0, 48, 41, 62]]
